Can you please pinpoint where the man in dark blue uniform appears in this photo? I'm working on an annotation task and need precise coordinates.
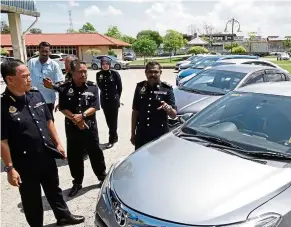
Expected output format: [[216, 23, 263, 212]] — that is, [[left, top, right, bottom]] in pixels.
[[58, 59, 106, 197], [131, 61, 177, 150], [96, 57, 122, 149], [1, 59, 85, 226]]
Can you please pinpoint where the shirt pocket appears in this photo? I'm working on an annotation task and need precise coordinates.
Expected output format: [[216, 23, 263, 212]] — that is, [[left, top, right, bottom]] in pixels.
[[33, 104, 46, 121]]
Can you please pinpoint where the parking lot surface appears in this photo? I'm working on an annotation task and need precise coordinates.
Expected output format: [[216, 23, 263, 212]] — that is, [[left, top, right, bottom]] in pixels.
[[0, 69, 176, 227]]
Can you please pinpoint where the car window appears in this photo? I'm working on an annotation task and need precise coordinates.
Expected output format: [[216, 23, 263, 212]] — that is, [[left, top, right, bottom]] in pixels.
[[212, 62, 236, 67], [243, 61, 275, 68], [49, 55, 60, 59], [181, 69, 247, 94], [244, 72, 265, 85], [266, 73, 286, 82]]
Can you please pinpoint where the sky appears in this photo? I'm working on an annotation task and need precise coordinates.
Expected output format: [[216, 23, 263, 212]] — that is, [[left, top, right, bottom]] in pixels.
[[1, 0, 291, 38]]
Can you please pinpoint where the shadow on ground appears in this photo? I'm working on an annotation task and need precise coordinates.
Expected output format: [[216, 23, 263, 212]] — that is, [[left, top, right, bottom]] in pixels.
[[17, 183, 101, 214]]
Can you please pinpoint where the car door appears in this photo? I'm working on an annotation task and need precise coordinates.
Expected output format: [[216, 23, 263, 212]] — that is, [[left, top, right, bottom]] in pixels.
[[240, 70, 266, 87], [264, 69, 289, 82]]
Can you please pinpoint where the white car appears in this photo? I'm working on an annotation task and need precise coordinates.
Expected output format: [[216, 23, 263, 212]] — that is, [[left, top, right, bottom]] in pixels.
[[277, 53, 290, 61], [28, 53, 68, 73]]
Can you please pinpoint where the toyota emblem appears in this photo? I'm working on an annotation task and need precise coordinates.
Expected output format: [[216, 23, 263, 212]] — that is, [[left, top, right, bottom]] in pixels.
[[114, 206, 126, 226]]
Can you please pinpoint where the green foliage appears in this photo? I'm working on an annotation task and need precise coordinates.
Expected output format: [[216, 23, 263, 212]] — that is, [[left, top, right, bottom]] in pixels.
[[108, 50, 117, 57], [29, 28, 42, 34], [132, 38, 157, 64], [136, 30, 163, 47], [283, 38, 291, 50], [1, 21, 10, 34], [104, 25, 122, 39], [224, 42, 239, 50], [79, 22, 96, 33], [85, 48, 101, 55], [163, 30, 184, 53], [67, 28, 79, 33], [121, 35, 136, 44], [231, 46, 247, 54], [187, 46, 209, 54], [1, 48, 9, 56]]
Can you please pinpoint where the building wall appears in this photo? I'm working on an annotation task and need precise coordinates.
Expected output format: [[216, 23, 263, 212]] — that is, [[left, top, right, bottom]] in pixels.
[[268, 41, 285, 52], [78, 46, 123, 63]]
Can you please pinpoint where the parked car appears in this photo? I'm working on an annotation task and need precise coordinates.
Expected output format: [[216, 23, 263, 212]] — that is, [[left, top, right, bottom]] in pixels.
[[178, 55, 210, 71], [91, 55, 130, 70], [175, 55, 199, 70], [171, 65, 291, 128], [28, 53, 68, 73], [178, 58, 291, 86], [1, 56, 14, 62], [277, 52, 290, 61], [176, 55, 259, 85], [123, 52, 136, 61], [95, 81, 291, 227]]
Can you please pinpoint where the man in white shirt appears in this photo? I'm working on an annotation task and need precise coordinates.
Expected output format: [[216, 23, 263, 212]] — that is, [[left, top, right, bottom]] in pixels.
[[27, 42, 64, 121]]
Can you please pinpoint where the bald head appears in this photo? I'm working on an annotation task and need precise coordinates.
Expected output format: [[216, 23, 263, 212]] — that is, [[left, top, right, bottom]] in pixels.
[[65, 55, 78, 73]]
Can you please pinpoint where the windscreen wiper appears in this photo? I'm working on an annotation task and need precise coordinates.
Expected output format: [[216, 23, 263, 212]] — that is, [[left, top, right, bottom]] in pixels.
[[242, 150, 291, 161], [180, 127, 245, 150]]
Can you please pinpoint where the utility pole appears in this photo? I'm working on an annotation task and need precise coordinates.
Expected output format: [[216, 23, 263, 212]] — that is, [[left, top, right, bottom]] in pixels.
[[224, 18, 242, 54], [68, 10, 73, 31]]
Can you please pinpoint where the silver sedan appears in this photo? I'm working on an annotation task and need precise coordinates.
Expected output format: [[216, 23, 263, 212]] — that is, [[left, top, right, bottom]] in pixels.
[[95, 82, 291, 227]]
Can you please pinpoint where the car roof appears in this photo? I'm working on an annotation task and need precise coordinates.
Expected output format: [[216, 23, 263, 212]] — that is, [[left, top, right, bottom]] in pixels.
[[236, 82, 291, 97], [208, 64, 273, 73], [216, 58, 273, 64]]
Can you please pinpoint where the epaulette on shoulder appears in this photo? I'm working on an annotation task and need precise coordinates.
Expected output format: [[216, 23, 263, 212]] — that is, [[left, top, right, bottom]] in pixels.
[[137, 80, 146, 86], [30, 86, 39, 91], [59, 81, 71, 87], [162, 81, 172, 88], [1, 92, 5, 98], [87, 80, 96, 86]]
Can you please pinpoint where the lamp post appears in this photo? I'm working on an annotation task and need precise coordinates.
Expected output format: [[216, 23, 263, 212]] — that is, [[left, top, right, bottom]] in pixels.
[[224, 18, 242, 54]]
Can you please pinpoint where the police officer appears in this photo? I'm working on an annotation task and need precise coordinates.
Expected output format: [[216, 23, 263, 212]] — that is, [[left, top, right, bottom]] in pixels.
[[131, 61, 177, 150], [96, 57, 122, 149], [1, 59, 85, 226], [58, 59, 106, 197]]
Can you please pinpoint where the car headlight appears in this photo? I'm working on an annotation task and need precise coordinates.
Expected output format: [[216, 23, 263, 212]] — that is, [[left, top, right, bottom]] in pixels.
[[225, 213, 282, 227]]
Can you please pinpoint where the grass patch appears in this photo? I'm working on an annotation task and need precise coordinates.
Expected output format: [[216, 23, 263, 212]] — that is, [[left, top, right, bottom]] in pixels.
[[129, 57, 184, 66], [270, 60, 291, 73]]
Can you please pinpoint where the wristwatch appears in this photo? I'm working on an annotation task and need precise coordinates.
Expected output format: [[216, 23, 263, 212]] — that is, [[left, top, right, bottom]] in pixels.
[[82, 112, 87, 119], [4, 166, 14, 173]]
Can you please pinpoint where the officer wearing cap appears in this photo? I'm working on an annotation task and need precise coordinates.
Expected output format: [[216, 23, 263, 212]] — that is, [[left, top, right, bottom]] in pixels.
[[96, 57, 122, 149], [58, 59, 106, 197], [131, 61, 177, 150], [1, 59, 85, 226]]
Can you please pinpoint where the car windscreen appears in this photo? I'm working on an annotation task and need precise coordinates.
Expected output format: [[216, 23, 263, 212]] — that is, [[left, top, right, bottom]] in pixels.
[[191, 57, 221, 69], [180, 69, 246, 94], [183, 92, 291, 154]]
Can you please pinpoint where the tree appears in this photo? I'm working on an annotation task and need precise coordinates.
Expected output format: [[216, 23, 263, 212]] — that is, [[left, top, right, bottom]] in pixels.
[[136, 30, 163, 47], [283, 38, 291, 51], [245, 32, 257, 53], [67, 28, 78, 33], [29, 28, 42, 34], [1, 48, 9, 56], [104, 25, 122, 39], [108, 50, 117, 58], [132, 38, 157, 65], [231, 46, 247, 54], [163, 30, 184, 61], [188, 46, 209, 55], [1, 21, 10, 34], [121, 35, 136, 44], [79, 22, 96, 33], [224, 42, 239, 51]]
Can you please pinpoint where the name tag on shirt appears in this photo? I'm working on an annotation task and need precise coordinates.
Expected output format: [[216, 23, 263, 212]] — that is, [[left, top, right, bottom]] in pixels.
[[34, 102, 45, 108], [82, 92, 94, 96], [154, 91, 167, 95]]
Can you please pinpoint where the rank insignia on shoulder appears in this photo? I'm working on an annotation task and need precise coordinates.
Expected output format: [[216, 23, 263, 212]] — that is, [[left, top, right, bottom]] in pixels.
[[9, 106, 17, 113], [162, 81, 172, 88], [87, 81, 96, 86], [30, 86, 38, 91], [68, 88, 74, 94], [99, 74, 103, 80]]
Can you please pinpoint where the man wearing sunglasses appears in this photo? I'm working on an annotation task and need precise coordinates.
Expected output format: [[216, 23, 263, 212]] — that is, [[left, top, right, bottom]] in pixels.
[[131, 61, 177, 150]]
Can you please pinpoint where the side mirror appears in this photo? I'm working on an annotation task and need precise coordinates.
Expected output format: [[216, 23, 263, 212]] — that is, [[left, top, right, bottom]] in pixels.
[[179, 113, 194, 123]]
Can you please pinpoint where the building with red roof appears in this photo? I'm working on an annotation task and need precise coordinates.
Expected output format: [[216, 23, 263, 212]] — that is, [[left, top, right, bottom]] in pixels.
[[1, 33, 131, 62]]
